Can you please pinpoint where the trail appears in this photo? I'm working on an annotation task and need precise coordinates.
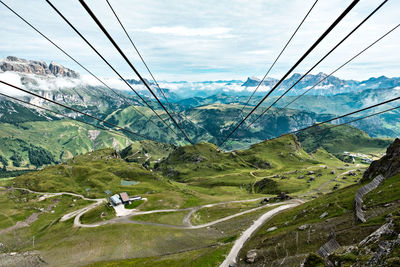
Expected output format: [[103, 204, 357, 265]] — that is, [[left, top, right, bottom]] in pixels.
[[2, 183, 304, 267], [73, 196, 278, 228], [220, 199, 304, 267], [1, 186, 104, 202], [3, 186, 285, 229], [76, 200, 298, 229], [0, 186, 105, 226]]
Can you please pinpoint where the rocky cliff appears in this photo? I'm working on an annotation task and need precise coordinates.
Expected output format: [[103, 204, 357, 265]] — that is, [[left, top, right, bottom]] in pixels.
[[362, 138, 400, 181], [0, 56, 79, 78]]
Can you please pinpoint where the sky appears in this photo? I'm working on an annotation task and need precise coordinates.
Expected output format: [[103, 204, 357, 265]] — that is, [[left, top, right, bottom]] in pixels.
[[0, 0, 399, 82]]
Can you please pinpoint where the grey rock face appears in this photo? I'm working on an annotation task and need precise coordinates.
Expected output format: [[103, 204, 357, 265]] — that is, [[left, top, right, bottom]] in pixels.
[[0, 56, 79, 78], [49, 62, 79, 78], [363, 138, 400, 181]]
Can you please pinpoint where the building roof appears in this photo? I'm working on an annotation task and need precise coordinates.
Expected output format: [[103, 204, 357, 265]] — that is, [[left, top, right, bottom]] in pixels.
[[110, 194, 121, 205], [120, 192, 130, 202]]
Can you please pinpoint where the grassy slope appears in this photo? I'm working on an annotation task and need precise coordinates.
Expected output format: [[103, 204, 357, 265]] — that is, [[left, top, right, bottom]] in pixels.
[[237, 134, 319, 170], [239, 173, 400, 266], [132, 211, 189, 226], [0, 119, 133, 169], [104, 106, 184, 145], [191, 202, 278, 225], [120, 139, 175, 164], [80, 203, 116, 224], [12, 148, 175, 201], [297, 124, 392, 155], [0, 191, 279, 267], [11, 135, 358, 205], [156, 135, 359, 203], [158, 142, 252, 182], [84, 244, 232, 267], [0, 135, 366, 266]]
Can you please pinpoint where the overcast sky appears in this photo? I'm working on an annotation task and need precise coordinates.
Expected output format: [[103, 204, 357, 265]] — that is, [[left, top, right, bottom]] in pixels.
[[0, 0, 399, 82]]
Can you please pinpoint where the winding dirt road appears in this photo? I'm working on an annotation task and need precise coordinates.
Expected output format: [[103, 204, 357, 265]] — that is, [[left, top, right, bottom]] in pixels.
[[220, 199, 304, 267], [2, 186, 305, 266], [72, 196, 287, 229]]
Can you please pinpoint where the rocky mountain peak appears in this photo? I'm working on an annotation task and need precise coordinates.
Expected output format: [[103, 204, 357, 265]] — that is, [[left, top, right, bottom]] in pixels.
[[6, 56, 28, 63], [0, 56, 79, 78], [48, 61, 79, 78], [362, 138, 400, 181]]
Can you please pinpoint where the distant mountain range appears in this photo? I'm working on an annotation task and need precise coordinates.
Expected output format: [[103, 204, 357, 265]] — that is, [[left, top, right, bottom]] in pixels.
[[0, 56, 79, 78], [241, 73, 400, 96], [2, 56, 400, 99], [0, 56, 399, 165]]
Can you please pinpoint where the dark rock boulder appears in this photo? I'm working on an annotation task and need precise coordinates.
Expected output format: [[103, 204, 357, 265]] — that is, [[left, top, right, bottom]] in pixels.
[[276, 192, 291, 200], [362, 138, 400, 181]]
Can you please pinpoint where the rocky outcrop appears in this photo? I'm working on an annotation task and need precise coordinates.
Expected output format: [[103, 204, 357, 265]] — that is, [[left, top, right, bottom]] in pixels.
[[244, 249, 258, 263], [49, 61, 79, 78], [362, 138, 400, 182], [329, 216, 400, 266], [0, 56, 79, 78]]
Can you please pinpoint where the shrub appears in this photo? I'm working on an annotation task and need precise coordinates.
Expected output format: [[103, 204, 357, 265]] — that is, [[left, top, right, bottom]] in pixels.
[[304, 253, 325, 267]]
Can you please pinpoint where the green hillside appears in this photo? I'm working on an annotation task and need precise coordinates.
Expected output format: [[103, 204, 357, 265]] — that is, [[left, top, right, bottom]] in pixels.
[[238, 172, 400, 266], [157, 142, 253, 182], [297, 124, 392, 155], [0, 134, 377, 267], [0, 96, 396, 170], [12, 148, 169, 200], [0, 119, 134, 172], [120, 140, 176, 164], [0, 99, 52, 124], [238, 138, 400, 266], [237, 135, 319, 170]]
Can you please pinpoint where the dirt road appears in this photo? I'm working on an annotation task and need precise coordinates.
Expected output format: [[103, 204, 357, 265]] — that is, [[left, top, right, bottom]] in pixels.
[[220, 199, 304, 267]]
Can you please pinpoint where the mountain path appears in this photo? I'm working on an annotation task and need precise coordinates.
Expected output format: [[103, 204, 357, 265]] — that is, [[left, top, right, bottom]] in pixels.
[[220, 199, 304, 267]]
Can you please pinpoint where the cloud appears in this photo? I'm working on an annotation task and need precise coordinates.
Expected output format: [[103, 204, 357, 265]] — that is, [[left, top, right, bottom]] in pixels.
[[0, 71, 89, 94], [0, 72, 26, 96], [0, 0, 399, 81], [245, 50, 273, 55], [139, 26, 232, 37]]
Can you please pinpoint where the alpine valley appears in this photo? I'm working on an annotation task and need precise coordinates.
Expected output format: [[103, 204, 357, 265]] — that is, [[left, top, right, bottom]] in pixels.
[[0, 56, 400, 267], [0, 56, 399, 172]]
